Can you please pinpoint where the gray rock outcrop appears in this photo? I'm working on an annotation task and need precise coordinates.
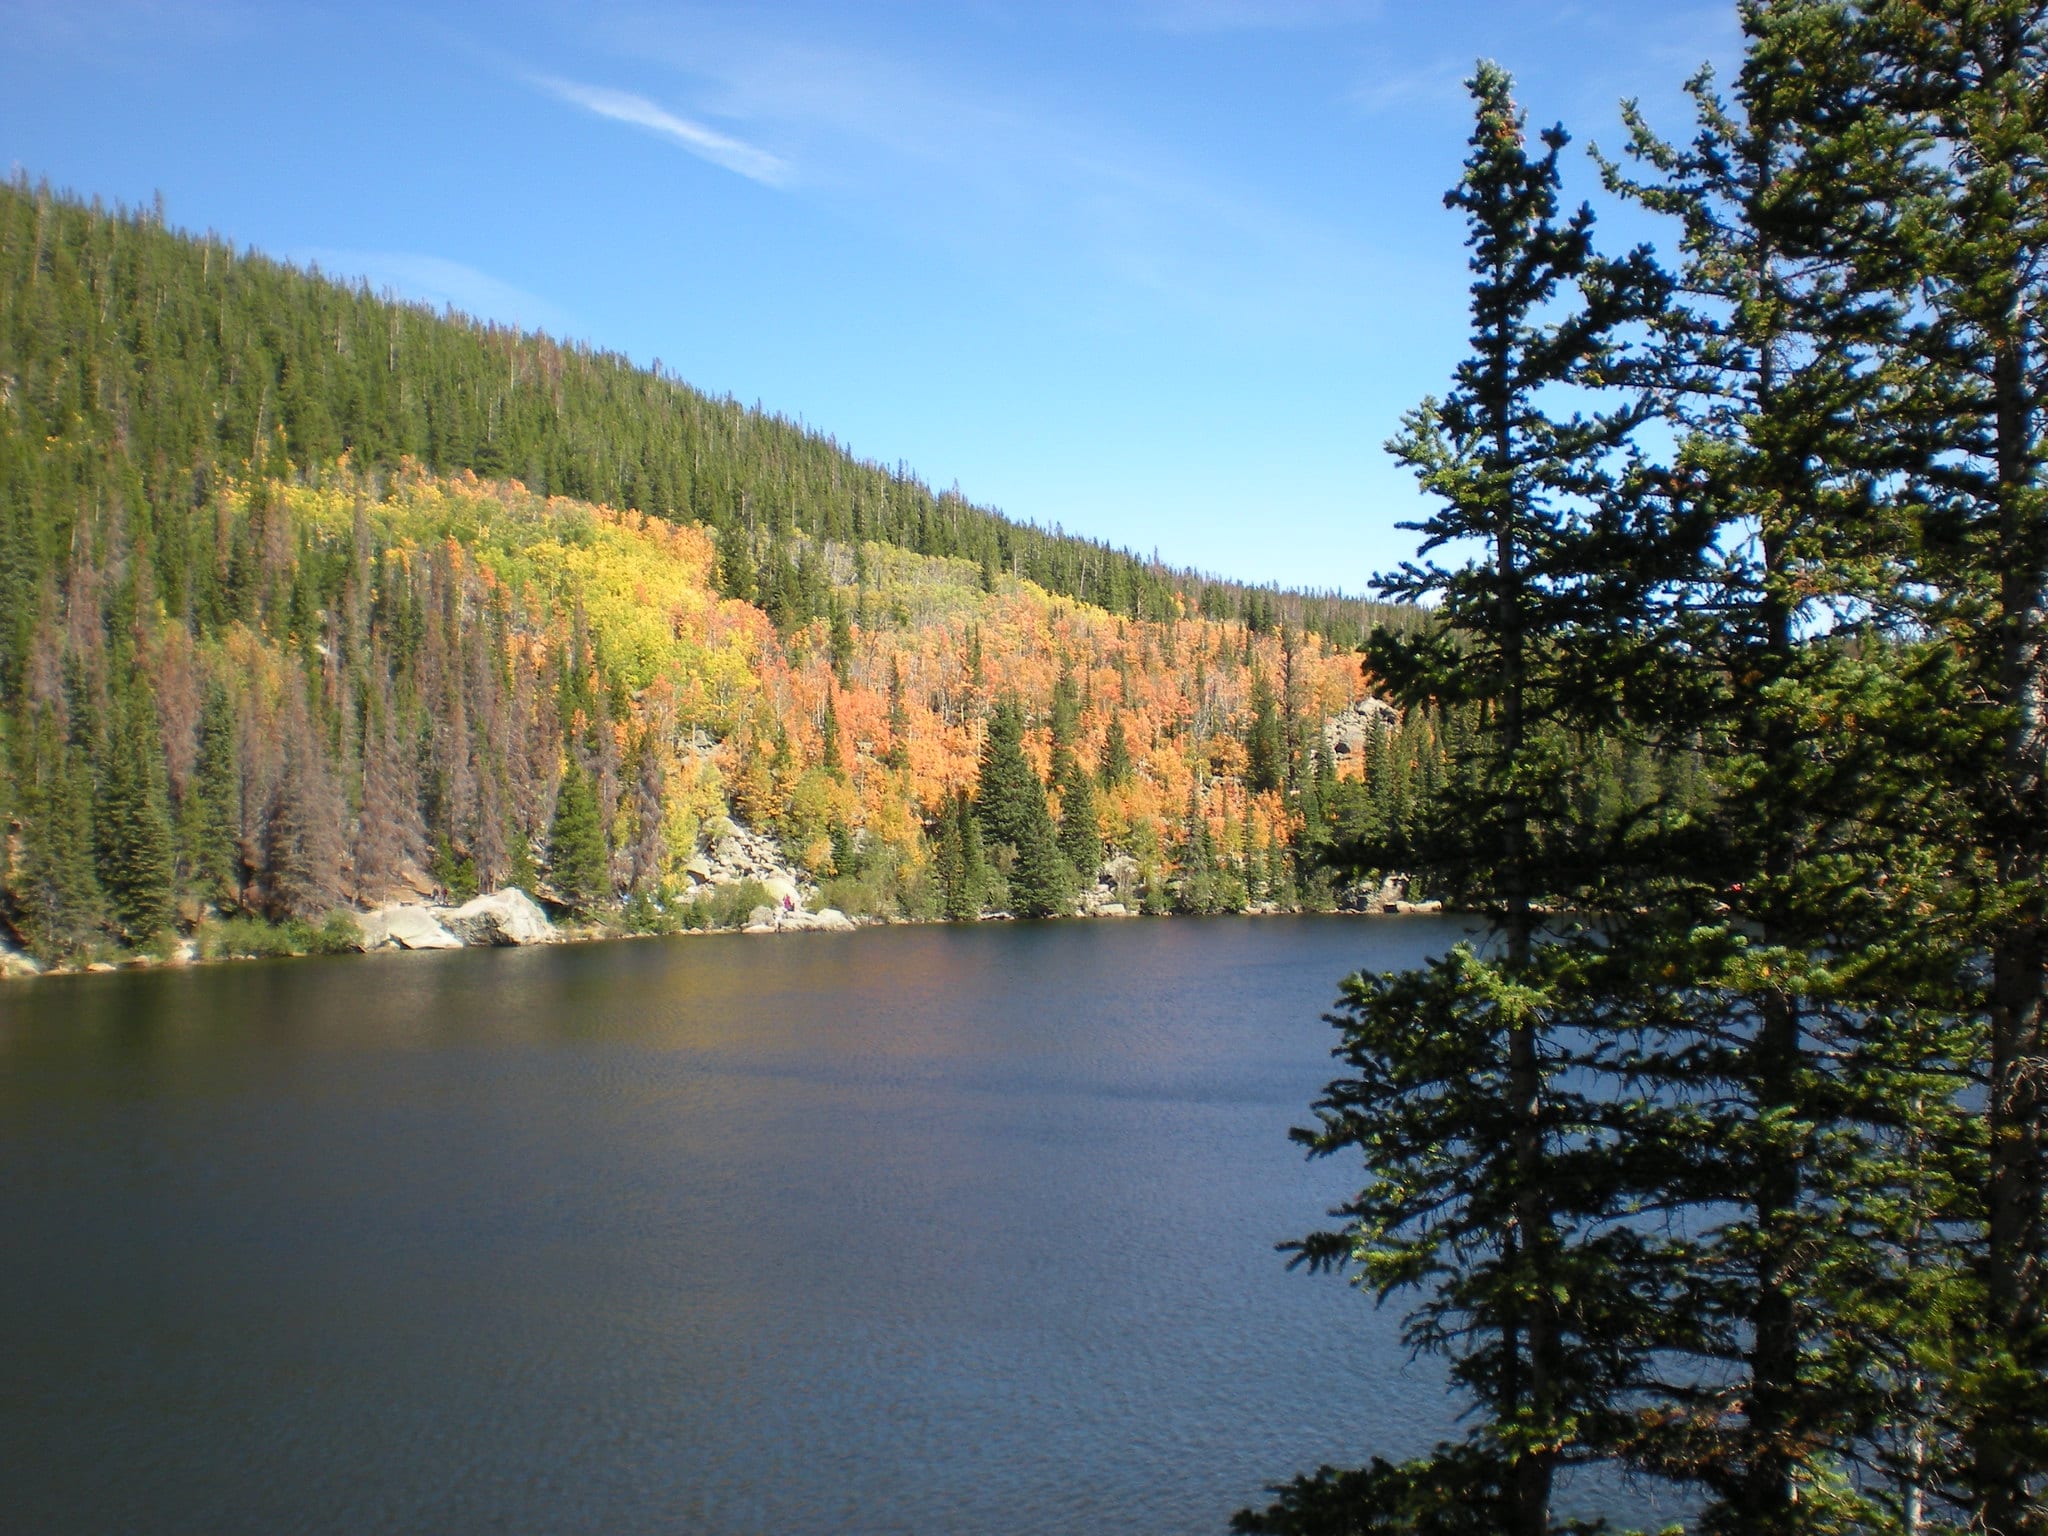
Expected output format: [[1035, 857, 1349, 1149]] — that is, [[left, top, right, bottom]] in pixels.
[[1324, 697, 1399, 761], [437, 889, 557, 946], [1076, 853, 1142, 916], [358, 904, 464, 951], [743, 904, 855, 934], [684, 817, 820, 914]]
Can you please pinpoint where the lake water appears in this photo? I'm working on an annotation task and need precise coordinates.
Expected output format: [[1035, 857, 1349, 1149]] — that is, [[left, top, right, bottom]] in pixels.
[[3, 916, 1501, 1534]]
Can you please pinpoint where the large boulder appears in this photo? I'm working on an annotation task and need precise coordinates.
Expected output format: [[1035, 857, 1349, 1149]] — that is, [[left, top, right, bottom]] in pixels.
[[776, 907, 854, 932], [359, 904, 464, 951], [1324, 696, 1399, 760], [437, 889, 557, 947]]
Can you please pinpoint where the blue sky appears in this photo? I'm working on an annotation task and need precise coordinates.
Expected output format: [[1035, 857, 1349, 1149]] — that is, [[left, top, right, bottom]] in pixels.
[[0, 0, 1739, 592]]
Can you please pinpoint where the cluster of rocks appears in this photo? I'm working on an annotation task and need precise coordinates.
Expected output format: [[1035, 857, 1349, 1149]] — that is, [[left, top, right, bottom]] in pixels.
[[1324, 696, 1399, 762], [678, 818, 852, 934], [1338, 875, 1441, 915], [741, 905, 855, 934], [356, 888, 559, 951], [1075, 853, 1144, 918], [683, 818, 815, 912]]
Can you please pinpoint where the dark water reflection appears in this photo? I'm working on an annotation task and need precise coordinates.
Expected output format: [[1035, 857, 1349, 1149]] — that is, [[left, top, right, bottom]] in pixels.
[[3, 916, 1499, 1535]]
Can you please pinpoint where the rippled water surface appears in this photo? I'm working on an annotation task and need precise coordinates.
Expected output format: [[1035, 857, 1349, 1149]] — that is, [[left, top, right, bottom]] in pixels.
[[3, 916, 1487, 1535]]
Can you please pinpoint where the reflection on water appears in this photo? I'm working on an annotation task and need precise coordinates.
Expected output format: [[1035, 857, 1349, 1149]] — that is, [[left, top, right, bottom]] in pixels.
[[3, 917, 1497, 1535]]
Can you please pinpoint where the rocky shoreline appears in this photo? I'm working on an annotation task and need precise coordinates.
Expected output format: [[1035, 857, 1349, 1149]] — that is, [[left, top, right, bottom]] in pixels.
[[0, 898, 1445, 982], [0, 818, 1437, 982]]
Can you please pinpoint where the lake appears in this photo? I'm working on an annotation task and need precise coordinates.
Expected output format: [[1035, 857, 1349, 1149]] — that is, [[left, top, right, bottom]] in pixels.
[[3, 915, 1485, 1535]]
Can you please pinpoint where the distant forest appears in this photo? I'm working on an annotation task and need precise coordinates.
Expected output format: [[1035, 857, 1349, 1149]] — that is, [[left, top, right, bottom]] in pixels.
[[0, 178, 1470, 962], [0, 173, 1402, 689]]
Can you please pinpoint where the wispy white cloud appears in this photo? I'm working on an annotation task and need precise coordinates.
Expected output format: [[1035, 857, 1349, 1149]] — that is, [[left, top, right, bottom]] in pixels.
[[295, 250, 573, 336], [528, 74, 792, 187], [1347, 56, 1470, 118], [583, 11, 1382, 336]]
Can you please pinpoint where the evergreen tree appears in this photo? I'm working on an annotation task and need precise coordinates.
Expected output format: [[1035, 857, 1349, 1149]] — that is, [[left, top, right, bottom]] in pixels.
[[1099, 716, 1134, 789], [828, 597, 855, 686], [181, 681, 242, 907], [1049, 661, 1082, 786], [1056, 753, 1101, 882], [96, 684, 176, 941], [10, 704, 104, 958], [1600, 9, 1990, 1526], [547, 758, 609, 913], [1838, 7, 2048, 1526], [1251, 64, 1667, 1536], [938, 787, 989, 921], [1246, 667, 1285, 793], [820, 690, 845, 781], [974, 695, 1069, 917], [1008, 811, 1073, 919], [1177, 780, 1220, 914], [974, 696, 1045, 853], [885, 655, 911, 772]]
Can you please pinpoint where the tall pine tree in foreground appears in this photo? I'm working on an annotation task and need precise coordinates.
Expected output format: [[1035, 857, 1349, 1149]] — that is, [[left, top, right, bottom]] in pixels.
[[1597, 5, 1982, 1528], [1241, 62, 1666, 1536], [1843, 3, 2048, 1526], [1256, 7, 2047, 1531]]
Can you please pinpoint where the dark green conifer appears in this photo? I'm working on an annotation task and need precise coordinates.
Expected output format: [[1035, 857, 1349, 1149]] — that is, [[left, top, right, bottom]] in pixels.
[[96, 685, 176, 941], [1099, 718, 1133, 789], [1246, 668, 1284, 793], [547, 758, 608, 913], [1252, 62, 1668, 1536], [11, 704, 105, 958], [885, 655, 911, 771], [939, 787, 989, 921], [820, 691, 845, 780], [1595, 9, 1986, 1527], [974, 695, 1069, 917], [1056, 753, 1101, 881], [828, 598, 855, 686], [181, 681, 242, 906]]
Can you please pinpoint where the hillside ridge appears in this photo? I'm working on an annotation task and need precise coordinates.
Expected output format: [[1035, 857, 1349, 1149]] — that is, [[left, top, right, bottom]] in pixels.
[[0, 177, 1460, 969]]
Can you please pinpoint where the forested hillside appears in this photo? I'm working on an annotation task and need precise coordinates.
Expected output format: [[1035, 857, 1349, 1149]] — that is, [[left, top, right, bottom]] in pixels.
[[0, 179, 1442, 962], [0, 176, 1402, 674]]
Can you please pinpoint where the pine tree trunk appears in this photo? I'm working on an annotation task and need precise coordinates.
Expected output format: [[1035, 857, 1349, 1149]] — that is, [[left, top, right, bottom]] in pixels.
[[1980, 298, 2047, 1536]]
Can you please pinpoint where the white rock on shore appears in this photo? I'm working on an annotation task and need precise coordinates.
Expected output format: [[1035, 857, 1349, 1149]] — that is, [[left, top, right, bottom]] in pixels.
[[743, 905, 855, 934], [357, 904, 464, 951], [357, 889, 558, 951], [437, 889, 557, 946]]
